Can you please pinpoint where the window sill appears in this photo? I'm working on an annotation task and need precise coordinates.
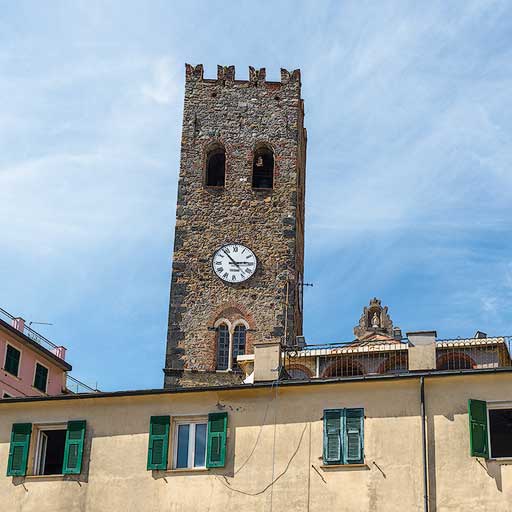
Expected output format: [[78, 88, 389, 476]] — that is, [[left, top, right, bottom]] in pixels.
[[320, 463, 368, 470], [31, 386, 47, 395], [24, 474, 74, 481], [167, 467, 209, 474], [2, 369, 21, 380], [488, 457, 512, 463]]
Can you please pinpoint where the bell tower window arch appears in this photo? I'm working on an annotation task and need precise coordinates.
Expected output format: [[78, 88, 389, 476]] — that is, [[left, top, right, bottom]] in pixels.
[[214, 319, 249, 371], [252, 143, 274, 189], [205, 142, 226, 187]]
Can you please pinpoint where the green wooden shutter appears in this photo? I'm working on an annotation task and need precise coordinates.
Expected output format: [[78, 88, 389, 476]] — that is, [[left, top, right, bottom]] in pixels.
[[468, 399, 489, 458], [33, 364, 48, 393], [5, 345, 20, 376], [344, 408, 364, 464], [206, 412, 227, 468], [323, 409, 342, 465], [7, 423, 31, 476], [147, 416, 170, 470], [63, 420, 86, 474]]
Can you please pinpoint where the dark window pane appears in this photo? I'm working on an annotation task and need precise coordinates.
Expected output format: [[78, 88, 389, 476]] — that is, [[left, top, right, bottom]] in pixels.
[[176, 424, 189, 468], [489, 409, 512, 458], [194, 423, 207, 467], [232, 325, 246, 371], [34, 364, 48, 392], [206, 148, 225, 187], [216, 325, 229, 370], [5, 345, 20, 376], [252, 147, 274, 189], [40, 429, 66, 475]]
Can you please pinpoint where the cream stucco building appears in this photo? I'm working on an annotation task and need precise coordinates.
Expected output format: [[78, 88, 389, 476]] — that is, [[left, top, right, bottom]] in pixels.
[[1, 329, 512, 512]]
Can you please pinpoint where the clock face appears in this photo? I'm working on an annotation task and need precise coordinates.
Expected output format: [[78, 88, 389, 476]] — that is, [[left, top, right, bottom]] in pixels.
[[212, 243, 258, 283]]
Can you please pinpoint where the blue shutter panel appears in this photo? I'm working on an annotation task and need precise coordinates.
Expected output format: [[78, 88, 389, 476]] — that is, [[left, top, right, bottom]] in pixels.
[[344, 408, 364, 464], [323, 409, 342, 465]]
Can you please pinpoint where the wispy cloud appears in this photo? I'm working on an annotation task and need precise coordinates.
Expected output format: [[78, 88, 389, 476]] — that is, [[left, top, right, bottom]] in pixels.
[[1, 0, 511, 388]]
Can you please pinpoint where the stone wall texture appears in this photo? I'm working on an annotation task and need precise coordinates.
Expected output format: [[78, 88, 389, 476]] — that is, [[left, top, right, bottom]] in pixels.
[[164, 64, 307, 388]]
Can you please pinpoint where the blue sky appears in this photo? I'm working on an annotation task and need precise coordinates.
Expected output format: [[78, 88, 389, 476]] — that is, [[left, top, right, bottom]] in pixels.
[[1, 1, 511, 390]]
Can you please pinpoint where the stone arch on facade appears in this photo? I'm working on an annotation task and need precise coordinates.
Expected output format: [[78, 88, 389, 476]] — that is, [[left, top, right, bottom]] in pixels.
[[436, 351, 476, 371], [376, 353, 408, 374], [204, 140, 227, 187], [286, 363, 313, 380], [252, 141, 275, 189], [211, 304, 255, 372], [322, 358, 364, 378]]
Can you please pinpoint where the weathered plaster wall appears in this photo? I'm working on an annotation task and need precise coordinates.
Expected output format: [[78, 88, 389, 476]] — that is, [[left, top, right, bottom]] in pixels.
[[2, 373, 511, 511], [164, 65, 306, 388]]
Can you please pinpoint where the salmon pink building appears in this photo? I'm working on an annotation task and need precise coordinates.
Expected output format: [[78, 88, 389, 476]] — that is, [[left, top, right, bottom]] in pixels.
[[0, 308, 71, 398]]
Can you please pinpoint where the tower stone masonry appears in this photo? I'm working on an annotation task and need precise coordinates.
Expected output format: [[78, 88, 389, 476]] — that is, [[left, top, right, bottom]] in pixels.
[[164, 64, 306, 388]]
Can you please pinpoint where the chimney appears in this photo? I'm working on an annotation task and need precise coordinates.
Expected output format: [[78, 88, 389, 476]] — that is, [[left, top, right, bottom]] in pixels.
[[253, 341, 281, 382], [11, 317, 25, 333], [474, 331, 487, 339], [407, 331, 437, 371]]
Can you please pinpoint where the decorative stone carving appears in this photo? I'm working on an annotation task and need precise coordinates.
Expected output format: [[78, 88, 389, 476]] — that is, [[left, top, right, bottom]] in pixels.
[[354, 298, 396, 339]]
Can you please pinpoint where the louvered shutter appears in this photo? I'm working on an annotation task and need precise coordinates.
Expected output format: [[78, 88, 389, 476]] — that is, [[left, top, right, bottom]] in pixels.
[[63, 420, 86, 474], [5, 346, 20, 376], [468, 399, 489, 458], [33, 364, 48, 392], [344, 408, 364, 464], [7, 423, 31, 476], [147, 416, 170, 470], [323, 409, 342, 465], [206, 412, 227, 468]]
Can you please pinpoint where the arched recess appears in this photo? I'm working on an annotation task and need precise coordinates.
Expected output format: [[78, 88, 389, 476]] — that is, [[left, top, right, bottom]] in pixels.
[[213, 313, 251, 372], [252, 143, 274, 189], [205, 142, 226, 187], [377, 353, 408, 374], [286, 364, 313, 380], [322, 358, 364, 378], [436, 351, 476, 370]]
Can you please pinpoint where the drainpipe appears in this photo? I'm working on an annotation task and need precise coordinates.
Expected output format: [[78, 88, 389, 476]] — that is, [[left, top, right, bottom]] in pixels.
[[420, 376, 429, 512]]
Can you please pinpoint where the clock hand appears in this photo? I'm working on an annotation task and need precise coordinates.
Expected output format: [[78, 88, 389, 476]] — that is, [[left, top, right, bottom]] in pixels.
[[223, 250, 245, 274]]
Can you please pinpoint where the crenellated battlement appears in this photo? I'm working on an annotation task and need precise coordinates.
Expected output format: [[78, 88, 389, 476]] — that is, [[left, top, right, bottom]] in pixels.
[[185, 63, 301, 86]]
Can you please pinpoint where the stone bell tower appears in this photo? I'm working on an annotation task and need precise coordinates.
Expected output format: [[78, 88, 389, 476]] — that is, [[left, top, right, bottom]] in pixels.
[[164, 64, 307, 388]]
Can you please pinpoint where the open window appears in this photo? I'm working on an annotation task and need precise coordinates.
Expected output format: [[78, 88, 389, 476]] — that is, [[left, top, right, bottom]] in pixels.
[[6, 420, 86, 477], [35, 426, 67, 475], [252, 144, 274, 189], [205, 144, 226, 187]]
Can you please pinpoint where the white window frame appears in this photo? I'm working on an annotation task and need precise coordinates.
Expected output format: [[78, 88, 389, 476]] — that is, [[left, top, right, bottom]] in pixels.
[[486, 400, 512, 460], [214, 319, 249, 372], [3, 342, 22, 378], [172, 417, 207, 470], [33, 360, 49, 394], [33, 423, 67, 475]]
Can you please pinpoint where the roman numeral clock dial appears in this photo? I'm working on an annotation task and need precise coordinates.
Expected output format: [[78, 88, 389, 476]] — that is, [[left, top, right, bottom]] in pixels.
[[212, 243, 258, 283]]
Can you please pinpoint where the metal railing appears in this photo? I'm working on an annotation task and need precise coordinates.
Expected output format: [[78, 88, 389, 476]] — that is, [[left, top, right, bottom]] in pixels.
[[66, 375, 99, 394], [283, 336, 512, 380], [0, 307, 61, 354], [283, 340, 409, 379], [435, 336, 512, 371]]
